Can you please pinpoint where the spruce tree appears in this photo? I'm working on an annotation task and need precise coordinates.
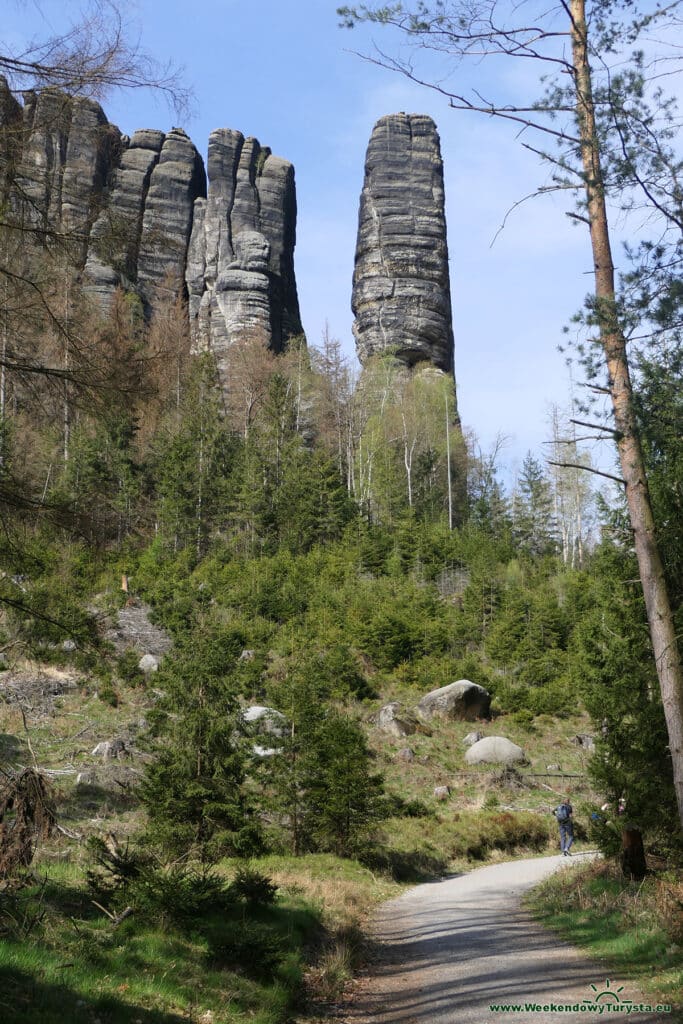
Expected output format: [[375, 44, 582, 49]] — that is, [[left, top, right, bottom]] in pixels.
[[140, 627, 262, 863], [260, 669, 385, 856]]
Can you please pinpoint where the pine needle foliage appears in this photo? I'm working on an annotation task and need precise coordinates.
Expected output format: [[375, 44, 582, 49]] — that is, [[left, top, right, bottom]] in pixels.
[[140, 627, 263, 863]]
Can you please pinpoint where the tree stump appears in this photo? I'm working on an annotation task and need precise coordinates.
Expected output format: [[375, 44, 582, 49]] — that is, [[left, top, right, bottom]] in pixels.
[[620, 827, 647, 880]]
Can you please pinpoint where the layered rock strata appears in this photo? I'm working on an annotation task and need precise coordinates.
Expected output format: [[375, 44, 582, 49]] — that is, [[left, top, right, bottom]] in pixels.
[[0, 81, 303, 363], [10, 87, 121, 263], [352, 113, 455, 374], [85, 126, 207, 311], [186, 129, 302, 380]]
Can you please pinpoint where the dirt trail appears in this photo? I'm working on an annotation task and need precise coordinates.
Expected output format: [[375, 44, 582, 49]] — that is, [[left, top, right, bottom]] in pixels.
[[339, 854, 670, 1024]]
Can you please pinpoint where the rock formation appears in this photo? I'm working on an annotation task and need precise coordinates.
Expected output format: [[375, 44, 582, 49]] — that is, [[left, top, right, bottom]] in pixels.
[[84, 126, 207, 312], [0, 80, 304, 367], [464, 736, 527, 766], [185, 129, 302, 385], [9, 86, 121, 262], [417, 680, 491, 722], [352, 113, 455, 374]]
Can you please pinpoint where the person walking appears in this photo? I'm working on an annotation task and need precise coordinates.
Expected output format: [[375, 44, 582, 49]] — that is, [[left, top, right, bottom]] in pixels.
[[554, 797, 574, 856]]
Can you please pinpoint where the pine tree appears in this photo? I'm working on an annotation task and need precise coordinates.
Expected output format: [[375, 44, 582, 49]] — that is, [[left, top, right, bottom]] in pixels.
[[140, 627, 262, 863], [260, 669, 385, 856], [512, 453, 557, 557]]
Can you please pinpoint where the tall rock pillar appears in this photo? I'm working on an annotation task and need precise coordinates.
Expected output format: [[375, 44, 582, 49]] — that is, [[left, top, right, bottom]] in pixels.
[[185, 130, 303, 388], [352, 113, 455, 375]]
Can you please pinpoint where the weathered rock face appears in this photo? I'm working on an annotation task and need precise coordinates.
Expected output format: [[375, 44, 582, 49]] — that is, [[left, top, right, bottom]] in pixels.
[[84, 126, 207, 313], [373, 701, 421, 738], [9, 85, 121, 261], [352, 113, 455, 373], [85, 128, 167, 303], [1, 84, 303, 362], [464, 737, 527, 766], [417, 680, 491, 722], [137, 128, 207, 308], [186, 129, 302, 388]]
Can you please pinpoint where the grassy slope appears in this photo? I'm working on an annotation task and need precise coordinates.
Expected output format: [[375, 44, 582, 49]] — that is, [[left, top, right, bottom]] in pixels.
[[528, 860, 683, 1017], [0, 647, 605, 1022], [0, 854, 404, 1024], [3, 657, 680, 1020]]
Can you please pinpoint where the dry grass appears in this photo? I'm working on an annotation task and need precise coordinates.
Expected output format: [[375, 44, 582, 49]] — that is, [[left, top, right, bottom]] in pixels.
[[241, 854, 401, 1010], [529, 859, 683, 1011]]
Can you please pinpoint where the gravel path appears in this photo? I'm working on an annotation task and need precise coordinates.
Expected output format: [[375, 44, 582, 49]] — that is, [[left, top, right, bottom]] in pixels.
[[339, 854, 671, 1024]]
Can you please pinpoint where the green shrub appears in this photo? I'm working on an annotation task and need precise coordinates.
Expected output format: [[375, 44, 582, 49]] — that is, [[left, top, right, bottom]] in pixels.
[[116, 649, 145, 686], [209, 920, 287, 979], [97, 681, 119, 707], [87, 836, 231, 921], [129, 864, 230, 921], [383, 793, 431, 818], [228, 864, 278, 905], [510, 708, 536, 729]]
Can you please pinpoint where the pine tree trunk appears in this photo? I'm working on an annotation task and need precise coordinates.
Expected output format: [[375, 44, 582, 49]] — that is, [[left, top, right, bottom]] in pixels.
[[571, 0, 683, 829]]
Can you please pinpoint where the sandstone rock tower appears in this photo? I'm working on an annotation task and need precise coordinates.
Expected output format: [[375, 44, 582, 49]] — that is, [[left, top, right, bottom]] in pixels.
[[352, 113, 455, 374], [0, 80, 304, 383], [185, 129, 302, 377]]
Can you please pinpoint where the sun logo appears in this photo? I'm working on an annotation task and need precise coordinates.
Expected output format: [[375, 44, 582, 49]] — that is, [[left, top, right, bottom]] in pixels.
[[584, 979, 632, 1006]]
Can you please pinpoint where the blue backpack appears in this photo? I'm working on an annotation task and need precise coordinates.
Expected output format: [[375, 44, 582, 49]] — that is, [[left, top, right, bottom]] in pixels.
[[555, 803, 571, 823]]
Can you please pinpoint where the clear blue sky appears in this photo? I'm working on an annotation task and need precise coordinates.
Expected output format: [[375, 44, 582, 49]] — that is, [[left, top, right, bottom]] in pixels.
[[7, 0, 602, 475]]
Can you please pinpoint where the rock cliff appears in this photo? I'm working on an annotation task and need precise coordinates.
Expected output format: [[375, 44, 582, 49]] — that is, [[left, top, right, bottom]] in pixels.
[[0, 80, 304, 366], [185, 129, 302, 386], [352, 113, 455, 374]]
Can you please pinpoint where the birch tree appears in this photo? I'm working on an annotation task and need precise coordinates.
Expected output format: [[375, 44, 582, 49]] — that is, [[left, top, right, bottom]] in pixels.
[[338, 0, 683, 826], [547, 405, 595, 568]]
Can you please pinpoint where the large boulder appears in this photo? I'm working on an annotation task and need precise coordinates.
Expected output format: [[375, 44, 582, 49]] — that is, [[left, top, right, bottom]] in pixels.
[[138, 653, 159, 674], [242, 706, 287, 758], [417, 680, 490, 722], [396, 747, 415, 762], [464, 736, 527, 766], [242, 705, 287, 737], [91, 738, 127, 761], [373, 702, 425, 738]]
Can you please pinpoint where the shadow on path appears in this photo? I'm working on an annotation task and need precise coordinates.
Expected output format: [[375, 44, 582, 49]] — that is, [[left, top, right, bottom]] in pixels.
[[338, 856, 671, 1024]]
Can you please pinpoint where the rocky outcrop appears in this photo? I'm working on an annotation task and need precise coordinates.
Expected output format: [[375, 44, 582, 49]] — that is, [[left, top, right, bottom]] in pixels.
[[417, 680, 491, 722], [85, 126, 207, 313], [137, 128, 207, 308], [464, 737, 527, 766], [1, 84, 303, 363], [84, 128, 166, 303], [11, 87, 121, 261], [352, 113, 455, 374], [186, 129, 302, 388], [373, 701, 422, 738]]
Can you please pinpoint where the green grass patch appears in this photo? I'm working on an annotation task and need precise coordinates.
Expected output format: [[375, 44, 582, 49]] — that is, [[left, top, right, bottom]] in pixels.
[[527, 860, 683, 1015], [369, 808, 555, 879], [0, 863, 322, 1024]]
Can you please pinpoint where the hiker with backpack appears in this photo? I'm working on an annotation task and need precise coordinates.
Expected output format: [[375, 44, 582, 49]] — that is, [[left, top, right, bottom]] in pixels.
[[554, 797, 574, 856]]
